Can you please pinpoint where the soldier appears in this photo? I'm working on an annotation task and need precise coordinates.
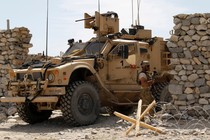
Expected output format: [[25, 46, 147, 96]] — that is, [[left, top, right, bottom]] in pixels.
[[138, 61, 155, 114], [138, 61, 154, 88]]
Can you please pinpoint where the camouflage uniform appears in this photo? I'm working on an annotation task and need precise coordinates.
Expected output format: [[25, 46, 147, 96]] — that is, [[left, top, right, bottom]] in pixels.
[[139, 71, 155, 114]]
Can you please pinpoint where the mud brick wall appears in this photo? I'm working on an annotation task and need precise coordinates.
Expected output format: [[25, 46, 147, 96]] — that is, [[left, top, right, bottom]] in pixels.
[[0, 27, 32, 97], [166, 13, 210, 117], [0, 27, 32, 120]]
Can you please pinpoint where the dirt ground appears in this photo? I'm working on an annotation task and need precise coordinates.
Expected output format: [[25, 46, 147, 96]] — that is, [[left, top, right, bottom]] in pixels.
[[0, 110, 210, 140]]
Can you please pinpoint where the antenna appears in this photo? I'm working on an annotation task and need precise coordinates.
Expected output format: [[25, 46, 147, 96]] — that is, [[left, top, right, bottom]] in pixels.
[[131, 0, 141, 26], [137, 0, 141, 25], [97, 0, 101, 38], [131, 0, 134, 26], [98, 0, 100, 13], [45, 0, 49, 61]]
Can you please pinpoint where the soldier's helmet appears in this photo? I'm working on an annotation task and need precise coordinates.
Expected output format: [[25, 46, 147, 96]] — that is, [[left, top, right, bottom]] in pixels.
[[141, 60, 149, 68]]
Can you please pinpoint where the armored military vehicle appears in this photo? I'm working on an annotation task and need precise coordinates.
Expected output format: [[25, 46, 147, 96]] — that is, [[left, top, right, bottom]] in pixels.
[[1, 11, 171, 126]]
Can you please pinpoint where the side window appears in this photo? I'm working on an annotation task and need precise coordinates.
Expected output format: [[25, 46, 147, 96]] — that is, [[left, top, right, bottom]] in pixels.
[[139, 48, 149, 59], [110, 44, 134, 56], [110, 45, 121, 55], [140, 48, 148, 54], [128, 45, 135, 55], [126, 45, 136, 64]]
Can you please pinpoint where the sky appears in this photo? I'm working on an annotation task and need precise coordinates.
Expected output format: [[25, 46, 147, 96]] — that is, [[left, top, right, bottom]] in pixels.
[[0, 0, 210, 56]]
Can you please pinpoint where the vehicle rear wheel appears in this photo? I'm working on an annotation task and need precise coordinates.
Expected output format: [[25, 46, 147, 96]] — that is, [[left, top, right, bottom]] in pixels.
[[150, 82, 169, 102], [159, 85, 172, 103], [60, 81, 100, 126], [17, 102, 52, 124], [150, 82, 172, 111]]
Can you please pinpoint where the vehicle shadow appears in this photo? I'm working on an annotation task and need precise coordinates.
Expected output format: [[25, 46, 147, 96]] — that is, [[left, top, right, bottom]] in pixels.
[[0, 114, 128, 134]]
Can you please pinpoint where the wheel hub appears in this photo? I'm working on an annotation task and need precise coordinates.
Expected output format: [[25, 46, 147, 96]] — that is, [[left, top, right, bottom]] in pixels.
[[78, 93, 93, 115]]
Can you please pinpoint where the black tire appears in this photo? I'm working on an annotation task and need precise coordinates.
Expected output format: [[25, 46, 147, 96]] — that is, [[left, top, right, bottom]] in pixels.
[[17, 102, 52, 124], [159, 85, 172, 103], [60, 81, 100, 126], [150, 82, 169, 102], [150, 82, 172, 111]]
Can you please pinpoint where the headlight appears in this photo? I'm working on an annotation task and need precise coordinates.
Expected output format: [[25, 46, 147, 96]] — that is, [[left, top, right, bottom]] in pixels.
[[48, 73, 55, 83]]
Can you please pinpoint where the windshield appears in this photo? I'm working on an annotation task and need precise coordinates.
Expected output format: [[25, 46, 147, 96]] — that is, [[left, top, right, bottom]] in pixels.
[[63, 42, 86, 56], [63, 42, 105, 57], [85, 42, 105, 55]]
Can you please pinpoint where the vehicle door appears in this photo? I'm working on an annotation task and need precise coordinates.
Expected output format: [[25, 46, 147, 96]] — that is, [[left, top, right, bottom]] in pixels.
[[107, 43, 138, 83]]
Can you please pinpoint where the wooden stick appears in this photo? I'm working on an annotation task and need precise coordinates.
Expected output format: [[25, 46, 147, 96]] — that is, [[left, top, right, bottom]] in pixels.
[[125, 100, 156, 135], [135, 99, 142, 136], [114, 112, 162, 134], [125, 124, 135, 136], [140, 100, 156, 119]]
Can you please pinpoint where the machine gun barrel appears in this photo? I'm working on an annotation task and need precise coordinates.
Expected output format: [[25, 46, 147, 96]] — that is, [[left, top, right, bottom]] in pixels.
[[75, 16, 95, 22]]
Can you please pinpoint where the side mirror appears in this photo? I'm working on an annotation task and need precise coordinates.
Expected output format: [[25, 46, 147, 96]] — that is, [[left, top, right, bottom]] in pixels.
[[120, 45, 128, 59]]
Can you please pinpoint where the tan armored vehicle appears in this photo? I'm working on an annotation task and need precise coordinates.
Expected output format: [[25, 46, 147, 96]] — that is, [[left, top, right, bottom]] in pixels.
[[1, 11, 171, 126]]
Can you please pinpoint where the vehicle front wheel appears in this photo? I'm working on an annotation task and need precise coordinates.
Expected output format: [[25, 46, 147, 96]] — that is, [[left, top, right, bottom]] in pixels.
[[17, 102, 52, 124], [60, 81, 100, 126]]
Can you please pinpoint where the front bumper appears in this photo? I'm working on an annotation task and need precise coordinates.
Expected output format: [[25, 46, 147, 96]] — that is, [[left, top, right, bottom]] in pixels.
[[5, 78, 66, 103], [8, 79, 65, 96], [0, 96, 59, 103]]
